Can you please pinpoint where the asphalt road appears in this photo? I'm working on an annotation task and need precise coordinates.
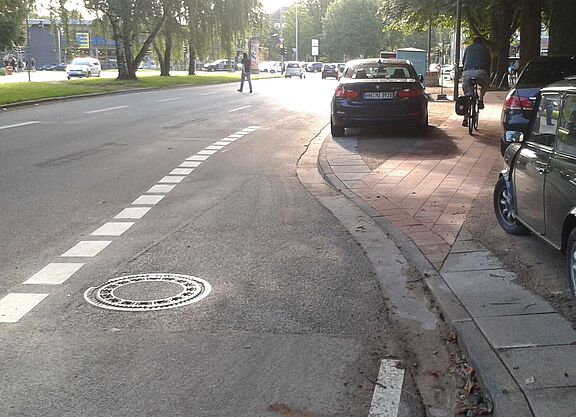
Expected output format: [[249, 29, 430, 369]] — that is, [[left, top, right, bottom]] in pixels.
[[0, 75, 418, 416]]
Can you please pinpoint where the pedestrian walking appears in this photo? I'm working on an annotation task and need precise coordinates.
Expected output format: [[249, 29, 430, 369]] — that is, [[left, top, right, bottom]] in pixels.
[[30, 57, 35, 71], [237, 52, 252, 93]]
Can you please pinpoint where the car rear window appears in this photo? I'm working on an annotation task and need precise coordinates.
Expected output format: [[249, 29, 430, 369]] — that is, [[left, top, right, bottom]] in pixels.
[[346, 64, 415, 79], [287, 63, 299, 68], [516, 57, 576, 87]]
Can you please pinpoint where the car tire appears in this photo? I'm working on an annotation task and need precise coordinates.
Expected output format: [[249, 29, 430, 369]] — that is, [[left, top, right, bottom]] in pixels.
[[566, 229, 576, 300], [300, 75, 303, 79], [416, 114, 429, 134], [87, 71, 91, 78], [209, 67, 215, 72], [67, 76, 70, 80], [331, 123, 345, 137], [493, 176, 529, 235]]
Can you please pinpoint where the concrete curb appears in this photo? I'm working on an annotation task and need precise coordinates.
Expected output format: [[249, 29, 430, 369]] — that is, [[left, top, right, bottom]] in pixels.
[[316, 133, 535, 417]]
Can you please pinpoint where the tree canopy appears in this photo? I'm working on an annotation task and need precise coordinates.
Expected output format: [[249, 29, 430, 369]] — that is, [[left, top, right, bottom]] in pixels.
[[0, 0, 26, 51]]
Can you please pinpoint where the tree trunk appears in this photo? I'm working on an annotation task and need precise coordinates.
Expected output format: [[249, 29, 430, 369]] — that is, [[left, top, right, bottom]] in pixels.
[[549, 0, 576, 55], [520, 0, 541, 68], [154, 44, 166, 74], [188, 44, 196, 75], [161, 35, 172, 76], [494, 2, 515, 89]]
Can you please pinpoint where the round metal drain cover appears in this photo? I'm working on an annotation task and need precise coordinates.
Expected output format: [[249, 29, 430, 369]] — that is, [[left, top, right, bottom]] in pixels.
[[84, 273, 212, 311]]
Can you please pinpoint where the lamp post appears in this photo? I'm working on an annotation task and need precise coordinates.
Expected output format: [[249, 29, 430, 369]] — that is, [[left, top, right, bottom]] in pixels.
[[295, 0, 299, 61], [453, 0, 462, 100], [25, 5, 31, 81]]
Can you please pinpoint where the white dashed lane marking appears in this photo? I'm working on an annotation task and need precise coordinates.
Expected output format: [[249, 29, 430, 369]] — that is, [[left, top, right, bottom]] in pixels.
[[23, 263, 84, 285], [213, 141, 230, 146], [197, 150, 218, 155], [368, 359, 405, 417], [0, 293, 49, 323], [180, 161, 202, 168], [186, 155, 209, 161], [114, 207, 151, 219], [147, 184, 176, 193], [170, 168, 194, 175], [61, 241, 113, 257], [154, 97, 182, 103], [84, 106, 129, 114], [229, 105, 251, 112], [205, 145, 225, 150], [200, 92, 217, 96], [159, 176, 185, 184], [91, 222, 135, 236], [132, 195, 165, 205], [0, 121, 41, 130]]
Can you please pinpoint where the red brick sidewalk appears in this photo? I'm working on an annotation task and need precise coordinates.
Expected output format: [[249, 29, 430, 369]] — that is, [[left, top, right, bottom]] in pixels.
[[326, 92, 506, 269]]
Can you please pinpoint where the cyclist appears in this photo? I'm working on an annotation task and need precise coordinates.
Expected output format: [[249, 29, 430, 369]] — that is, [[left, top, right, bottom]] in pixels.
[[461, 36, 491, 126]]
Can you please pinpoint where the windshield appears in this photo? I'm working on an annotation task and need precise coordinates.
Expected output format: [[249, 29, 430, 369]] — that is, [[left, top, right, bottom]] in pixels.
[[71, 60, 91, 65], [517, 57, 576, 87], [345, 63, 415, 79]]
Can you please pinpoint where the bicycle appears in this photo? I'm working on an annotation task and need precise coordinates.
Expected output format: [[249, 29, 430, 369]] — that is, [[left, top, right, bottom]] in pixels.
[[465, 77, 480, 135]]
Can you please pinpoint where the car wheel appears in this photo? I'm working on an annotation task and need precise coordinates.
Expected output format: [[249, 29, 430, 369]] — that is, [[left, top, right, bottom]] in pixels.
[[493, 176, 529, 235], [566, 229, 576, 300], [270, 70, 275, 74], [87, 71, 91, 78], [67, 76, 70, 80], [331, 123, 345, 137], [209, 67, 215, 72], [300, 75, 303, 79]]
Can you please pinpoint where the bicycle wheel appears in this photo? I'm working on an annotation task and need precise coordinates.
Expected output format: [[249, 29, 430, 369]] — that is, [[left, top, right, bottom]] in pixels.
[[473, 100, 479, 131], [468, 97, 475, 135]]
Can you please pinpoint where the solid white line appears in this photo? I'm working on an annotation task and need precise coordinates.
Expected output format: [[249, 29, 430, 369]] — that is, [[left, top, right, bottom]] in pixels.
[[186, 155, 209, 161], [201, 92, 217, 96], [180, 161, 203, 168], [0, 293, 49, 323], [229, 105, 250, 112], [114, 207, 151, 219], [61, 241, 112, 257], [132, 195, 165, 205], [170, 168, 194, 175], [84, 105, 128, 114], [92, 222, 135, 236], [154, 97, 182, 103], [159, 175, 185, 184], [147, 184, 176, 194], [0, 121, 41, 130], [24, 263, 84, 285], [368, 359, 405, 417]]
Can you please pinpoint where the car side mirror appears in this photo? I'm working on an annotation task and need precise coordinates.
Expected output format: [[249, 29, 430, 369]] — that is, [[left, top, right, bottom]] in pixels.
[[418, 74, 424, 82], [504, 130, 524, 144]]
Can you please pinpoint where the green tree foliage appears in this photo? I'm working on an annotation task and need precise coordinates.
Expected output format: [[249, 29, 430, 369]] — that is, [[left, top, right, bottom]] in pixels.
[[548, 0, 576, 55], [282, 4, 314, 60], [0, 0, 26, 51], [322, 0, 383, 61]]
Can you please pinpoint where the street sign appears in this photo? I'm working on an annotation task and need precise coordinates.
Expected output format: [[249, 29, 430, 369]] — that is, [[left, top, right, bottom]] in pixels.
[[312, 39, 319, 47], [312, 46, 319, 56], [76, 32, 90, 49]]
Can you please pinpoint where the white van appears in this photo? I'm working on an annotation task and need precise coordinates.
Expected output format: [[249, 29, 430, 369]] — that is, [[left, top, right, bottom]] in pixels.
[[66, 57, 101, 79]]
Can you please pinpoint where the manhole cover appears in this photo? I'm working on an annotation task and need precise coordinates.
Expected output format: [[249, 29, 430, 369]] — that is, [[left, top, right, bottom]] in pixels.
[[84, 273, 212, 311]]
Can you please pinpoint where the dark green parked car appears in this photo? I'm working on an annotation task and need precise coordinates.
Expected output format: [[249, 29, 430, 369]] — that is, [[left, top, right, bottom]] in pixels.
[[494, 77, 576, 298]]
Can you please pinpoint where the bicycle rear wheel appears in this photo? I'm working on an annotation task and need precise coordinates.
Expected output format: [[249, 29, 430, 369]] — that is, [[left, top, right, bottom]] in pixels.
[[468, 98, 475, 135], [473, 103, 479, 131]]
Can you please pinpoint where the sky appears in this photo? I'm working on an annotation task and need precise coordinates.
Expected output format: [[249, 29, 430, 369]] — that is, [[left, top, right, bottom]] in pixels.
[[261, 0, 292, 12]]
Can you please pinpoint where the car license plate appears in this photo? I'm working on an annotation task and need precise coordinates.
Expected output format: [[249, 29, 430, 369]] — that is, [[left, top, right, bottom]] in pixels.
[[364, 91, 394, 100]]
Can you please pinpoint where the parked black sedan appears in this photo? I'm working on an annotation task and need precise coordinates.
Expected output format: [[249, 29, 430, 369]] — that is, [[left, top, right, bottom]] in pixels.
[[500, 55, 576, 155], [494, 77, 576, 298], [330, 58, 428, 137]]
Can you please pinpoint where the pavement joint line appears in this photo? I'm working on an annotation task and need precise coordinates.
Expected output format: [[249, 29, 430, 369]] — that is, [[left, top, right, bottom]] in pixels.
[[0, 125, 261, 323]]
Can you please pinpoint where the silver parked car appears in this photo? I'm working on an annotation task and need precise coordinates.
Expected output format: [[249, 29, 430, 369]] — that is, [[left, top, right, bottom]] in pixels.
[[284, 61, 305, 79]]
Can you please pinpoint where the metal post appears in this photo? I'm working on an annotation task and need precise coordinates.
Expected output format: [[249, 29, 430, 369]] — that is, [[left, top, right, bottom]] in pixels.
[[25, 8, 31, 81], [295, 0, 299, 61], [453, 0, 462, 100], [427, 15, 432, 73]]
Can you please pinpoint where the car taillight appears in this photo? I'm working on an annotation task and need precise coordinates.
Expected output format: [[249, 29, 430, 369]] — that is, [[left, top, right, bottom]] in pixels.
[[397, 88, 422, 99], [335, 86, 360, 100], [504, 91, 533, 110]]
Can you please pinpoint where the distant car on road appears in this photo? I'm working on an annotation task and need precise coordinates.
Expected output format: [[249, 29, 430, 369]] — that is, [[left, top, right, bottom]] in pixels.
[[203, 59, 238, 72], [322, 64, 339, 79], [330, 58, 428, 137], [494, 77, 576, 299], [307, 62, 323, 73], [258, 61, 282, 73], [66, 57, 101, 79], [500, 55, 576, 154], [284, 61, 305, 78]]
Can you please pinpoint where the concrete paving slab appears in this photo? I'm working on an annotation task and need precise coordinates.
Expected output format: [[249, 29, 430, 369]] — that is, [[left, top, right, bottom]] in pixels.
[[476, 314, 576, 349], [441, 251, 504, 272], [335, 172, 368, 181], [452, 320, 534, 417], [329, 165, 371, 173], [457, 291, 556, 317], [528, 387, 576, 417], [442, 270, 517, 294], [500, 345, 576, 389]]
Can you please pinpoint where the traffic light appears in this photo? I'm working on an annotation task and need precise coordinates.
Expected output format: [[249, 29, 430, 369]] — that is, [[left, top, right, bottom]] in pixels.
[[282, 47, 288, 56]]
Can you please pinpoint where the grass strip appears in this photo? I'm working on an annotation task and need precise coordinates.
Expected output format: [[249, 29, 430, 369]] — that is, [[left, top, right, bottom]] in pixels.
[[0, 72, 274, 105]]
